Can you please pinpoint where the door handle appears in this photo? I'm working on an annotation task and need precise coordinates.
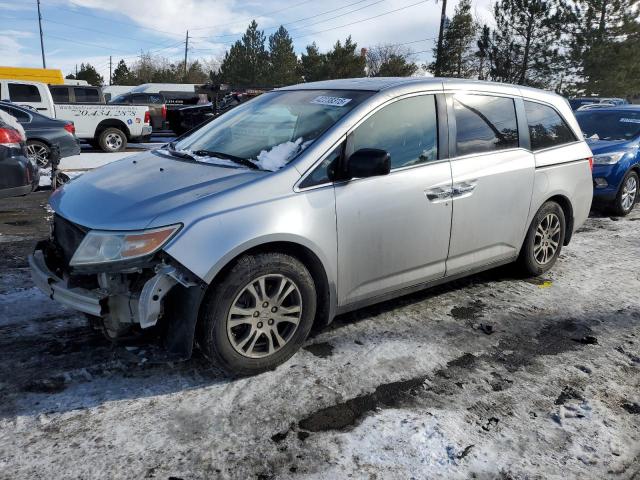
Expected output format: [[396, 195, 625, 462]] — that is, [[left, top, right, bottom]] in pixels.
[[425, 187, 452, 201], [451, 181, 477, 197]]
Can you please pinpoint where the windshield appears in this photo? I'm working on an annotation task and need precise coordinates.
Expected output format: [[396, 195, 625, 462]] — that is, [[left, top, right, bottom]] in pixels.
[[173, 89, 373, 171], [576, 111, 640, 141]]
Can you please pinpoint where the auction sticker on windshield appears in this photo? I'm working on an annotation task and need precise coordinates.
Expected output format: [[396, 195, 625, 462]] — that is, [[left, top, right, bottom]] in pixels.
[[310, 96, 352, 107]]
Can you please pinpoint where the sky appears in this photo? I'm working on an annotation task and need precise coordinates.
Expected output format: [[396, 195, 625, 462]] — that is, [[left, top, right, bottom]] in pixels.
[[0, 0, 494, 81]]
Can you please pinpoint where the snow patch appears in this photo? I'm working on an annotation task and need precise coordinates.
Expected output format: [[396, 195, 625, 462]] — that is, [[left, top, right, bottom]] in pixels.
[[0, 108, 26, 141], [252, 137, 312, 171]]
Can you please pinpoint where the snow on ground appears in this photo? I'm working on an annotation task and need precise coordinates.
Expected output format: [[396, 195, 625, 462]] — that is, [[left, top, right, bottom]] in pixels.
[[0, 192, 638, 479]]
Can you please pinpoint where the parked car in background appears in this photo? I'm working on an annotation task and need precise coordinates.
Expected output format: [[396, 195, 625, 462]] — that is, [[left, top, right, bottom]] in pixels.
[[0, 101, 80, 168], [49, 84, 105, 104], [0, 110, 39, 198], [576, 105, 640, 215], [108, 92, 167, 132], [30, 78, 593, 376], [569, 97, 629, 110], [102, 85, 135, 103], [0, 79, 151, 152]]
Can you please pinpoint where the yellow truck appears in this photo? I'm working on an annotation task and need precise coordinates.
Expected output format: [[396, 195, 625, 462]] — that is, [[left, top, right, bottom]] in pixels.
[[0, 66, 64, 85]]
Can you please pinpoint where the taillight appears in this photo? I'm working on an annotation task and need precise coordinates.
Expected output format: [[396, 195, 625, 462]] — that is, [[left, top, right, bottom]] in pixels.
[[161, 104, 167, 120], [64, 122, 75, 135], [0, 127, 22, 145], [144, 111, 151, 124], [587, 156, 593, 171]]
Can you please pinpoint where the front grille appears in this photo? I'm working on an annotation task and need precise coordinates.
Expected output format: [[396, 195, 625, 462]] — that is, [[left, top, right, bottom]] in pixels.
[[53, 214, 87, 266]]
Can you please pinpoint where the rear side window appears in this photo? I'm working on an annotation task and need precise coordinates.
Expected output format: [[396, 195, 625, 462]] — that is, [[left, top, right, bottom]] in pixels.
[[347, 95, 438, 170], [0, 104, 30, 122], [453, 94, 518, 156], [148, 94, 163, 104], [8, 83, 42, 102], [524, 101, 577, 150], [74, 87, 100, 103], [50, 86, 70, 103]]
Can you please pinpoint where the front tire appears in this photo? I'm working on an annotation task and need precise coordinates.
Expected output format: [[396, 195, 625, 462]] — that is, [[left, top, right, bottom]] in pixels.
[[613, 171, 638, 216], [518, 201, 566, 276], [199, 252, 317, 376], [98, 127, 127, 152]]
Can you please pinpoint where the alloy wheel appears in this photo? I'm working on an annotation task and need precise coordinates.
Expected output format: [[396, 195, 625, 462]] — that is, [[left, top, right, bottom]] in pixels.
[[26, 143, 50, 167], [226, 274, 303, 359], [621, 175, 637, 212], [533, 213, 561, 265]]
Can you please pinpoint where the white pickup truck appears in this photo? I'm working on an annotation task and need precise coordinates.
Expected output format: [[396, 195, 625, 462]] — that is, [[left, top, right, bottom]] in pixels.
[[0, 79, 151, 152]]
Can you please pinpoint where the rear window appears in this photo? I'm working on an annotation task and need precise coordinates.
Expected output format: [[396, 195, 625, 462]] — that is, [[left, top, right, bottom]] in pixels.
[[0, 104, 30, 122], [50, 86, 70, 103], [74, 87, 100, 103], [524, 101, 577, 150], [8, 83, 42, 102], [453, 94, 519, 156]]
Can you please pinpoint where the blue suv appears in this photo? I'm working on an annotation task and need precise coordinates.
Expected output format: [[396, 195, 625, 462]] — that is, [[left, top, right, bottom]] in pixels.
[[575, 106, 640, 216]]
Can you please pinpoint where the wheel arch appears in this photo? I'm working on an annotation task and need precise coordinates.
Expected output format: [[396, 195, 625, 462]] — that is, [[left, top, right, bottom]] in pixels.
[[95, 119, 130, 139], [546, 194, 574, 245], [201, 240, 335, 332]]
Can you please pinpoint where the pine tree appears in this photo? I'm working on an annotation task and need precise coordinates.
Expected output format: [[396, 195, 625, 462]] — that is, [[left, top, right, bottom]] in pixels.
[[569, 0, 640, 95], [75, 63, 104, 86], [267, 26, 300, 86], [475, 25, 491, 80], [111, 60, 133, 85], [488, 0, 569, 88], [428, 0, 477, 78], [324, 36, 366, 79], [218, 20, 269, 86], [298, 43, 326, 82]]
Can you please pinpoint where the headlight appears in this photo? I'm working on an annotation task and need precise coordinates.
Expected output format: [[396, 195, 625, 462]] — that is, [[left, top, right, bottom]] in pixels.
[[592, 151, 627, 165], [70, 224, 181, 266]]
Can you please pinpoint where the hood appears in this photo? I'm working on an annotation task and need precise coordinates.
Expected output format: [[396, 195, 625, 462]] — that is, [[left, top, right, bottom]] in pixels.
[[585, 138, 635, 155], [49, 150, 264, 230]]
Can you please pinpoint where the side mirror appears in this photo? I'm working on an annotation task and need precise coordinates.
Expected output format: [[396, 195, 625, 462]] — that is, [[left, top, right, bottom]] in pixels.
[[345, 148, 391, 179]]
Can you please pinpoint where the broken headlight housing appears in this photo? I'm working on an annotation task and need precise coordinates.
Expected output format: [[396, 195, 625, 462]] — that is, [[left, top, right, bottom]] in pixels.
[[69, 224, 181, 267]]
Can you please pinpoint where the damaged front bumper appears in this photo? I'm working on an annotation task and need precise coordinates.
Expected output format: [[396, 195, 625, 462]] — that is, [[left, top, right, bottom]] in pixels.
[[29, 248, 197, 329], [29, 249, 107, 316]]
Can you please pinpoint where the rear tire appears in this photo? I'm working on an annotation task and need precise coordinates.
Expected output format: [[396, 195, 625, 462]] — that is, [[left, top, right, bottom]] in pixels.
[[26, 140, 52, 168], [612, 171, 638, 217], [198, 252, 317, 376], [518, 201, 566, 276], [98, 128, 127, 152]]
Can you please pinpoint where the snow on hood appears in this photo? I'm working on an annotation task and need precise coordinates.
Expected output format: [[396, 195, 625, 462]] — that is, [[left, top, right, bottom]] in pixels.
[[0, 108, 26, 141], [252, 137, 313, 171]]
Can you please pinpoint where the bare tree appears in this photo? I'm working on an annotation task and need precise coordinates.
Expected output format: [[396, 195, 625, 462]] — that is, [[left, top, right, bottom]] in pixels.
[[365, 44, 418, 77]]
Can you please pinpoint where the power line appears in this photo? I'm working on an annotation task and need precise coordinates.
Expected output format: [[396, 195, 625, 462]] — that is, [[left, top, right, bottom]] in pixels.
[[191, 0, 380, 41], [46, 34, 185, 60], [42, 18, 177, 47], [189, 0, 317, 30], [290, 0, 429, 39]]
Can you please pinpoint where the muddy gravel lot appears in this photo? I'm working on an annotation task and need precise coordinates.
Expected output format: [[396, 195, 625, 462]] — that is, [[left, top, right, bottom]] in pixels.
[[0, 191, 639, 480]]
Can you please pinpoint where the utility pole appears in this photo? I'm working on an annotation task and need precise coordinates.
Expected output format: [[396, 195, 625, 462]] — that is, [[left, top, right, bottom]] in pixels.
[[109, 56, 112, 85], [435, 0, 448, 77], [184, 30, 189, 81], [37, 0, 46, 68]]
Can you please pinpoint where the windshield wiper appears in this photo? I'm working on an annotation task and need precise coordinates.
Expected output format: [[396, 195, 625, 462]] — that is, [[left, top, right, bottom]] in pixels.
[[162, 141, 198, 161], [191, 150, 260, 170]]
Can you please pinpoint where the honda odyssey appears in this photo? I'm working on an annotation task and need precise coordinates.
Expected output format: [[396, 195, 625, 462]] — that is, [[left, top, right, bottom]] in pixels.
[[30, 78, 593, 375]]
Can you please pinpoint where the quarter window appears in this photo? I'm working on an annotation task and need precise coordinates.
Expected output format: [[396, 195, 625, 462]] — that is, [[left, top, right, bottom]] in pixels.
[[299, 143, 343, 188], [453, 94, 519, 156], [347, 95, 438, 170], [524, 100, 577, 150], [8, 83, 42, 102], [0, 105, 30, 123]]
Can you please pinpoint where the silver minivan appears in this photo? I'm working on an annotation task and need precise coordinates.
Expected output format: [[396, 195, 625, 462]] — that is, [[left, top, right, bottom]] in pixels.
[[30, 78, 593, 375]]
